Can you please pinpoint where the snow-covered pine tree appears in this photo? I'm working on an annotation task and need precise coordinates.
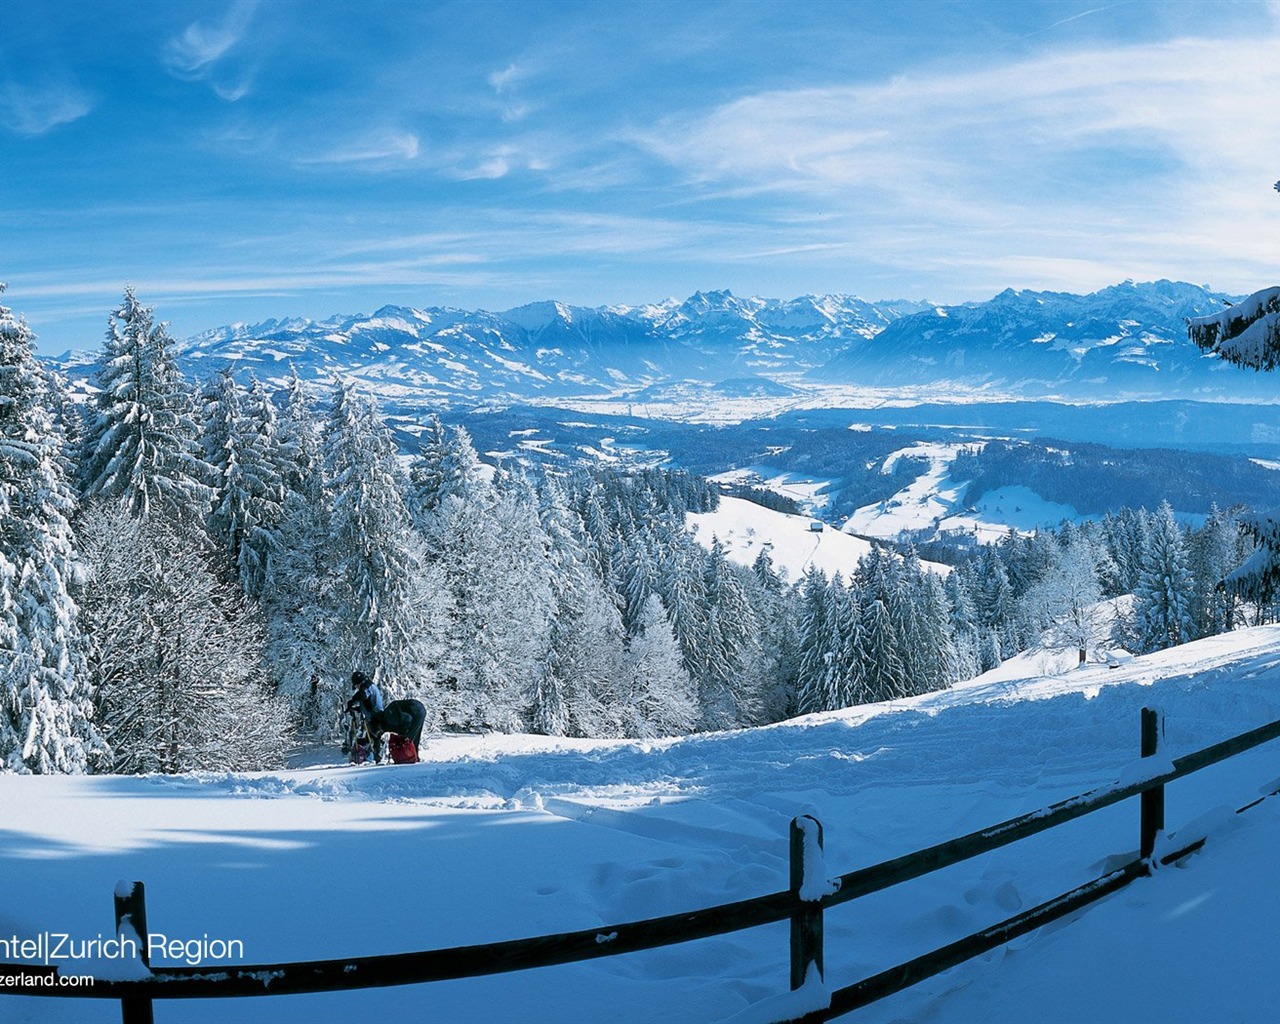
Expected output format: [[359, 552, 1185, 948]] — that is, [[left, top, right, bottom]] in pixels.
[[1187, 186, 1280, 607], [621, 593, 698, 737], [904, 563, 958, 693], [696, 538, 763, 728], [276, 368, 324, 499], [746, 544, 800, 721], [853, 546, 910, 698], [260, 372, 333, 729], [1132, 501, 1195, 652], [202, 371, 285, 600], [78, 287, 212, 531], [407, 415, 485, 526], [0, 288, 107, 773], [1189, 286, 1280, 370], [856, 594, 905, 703], [1189, 504, 1245, 637], [794, 566, 834, 715], [531, 476, 627, 737], [818, 576, 863, 709], [321, 380, 439, 712], [945, 570, 982, 681], [973, 546, 1018, 661]]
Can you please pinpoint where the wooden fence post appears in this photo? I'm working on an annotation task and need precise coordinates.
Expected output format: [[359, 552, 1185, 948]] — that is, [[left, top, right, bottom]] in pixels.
[[790, 815, 825, 992], [1140, 707, 1165, 860], [114, 881, 153, 1024]]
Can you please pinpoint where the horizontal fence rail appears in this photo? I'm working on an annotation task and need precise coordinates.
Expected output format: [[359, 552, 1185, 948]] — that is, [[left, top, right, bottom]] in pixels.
[[25, 889, 801, 1001], [1, 706, 1278, 1024], [825, 711, 1280, 910]]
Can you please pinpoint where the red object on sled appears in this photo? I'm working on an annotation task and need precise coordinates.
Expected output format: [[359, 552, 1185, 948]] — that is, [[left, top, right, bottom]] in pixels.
[[388, 734, 418, 764]]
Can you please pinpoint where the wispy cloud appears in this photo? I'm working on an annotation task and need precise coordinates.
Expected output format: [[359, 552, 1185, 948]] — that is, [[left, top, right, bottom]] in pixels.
[[632, 30, 1280, 293], [487, 62, 533, 123], [642, 37, 1280, 200], [0, 80, 92, 136], [163, 0, 258, 99], [300, 130, 421, 166]]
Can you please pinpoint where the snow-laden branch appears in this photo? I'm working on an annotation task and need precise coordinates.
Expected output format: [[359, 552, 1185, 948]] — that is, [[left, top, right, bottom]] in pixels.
[[1188, 286, 1280, 370]]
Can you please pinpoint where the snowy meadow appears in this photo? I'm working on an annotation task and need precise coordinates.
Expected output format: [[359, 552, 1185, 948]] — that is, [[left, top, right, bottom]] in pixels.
[[4, 626, 1280, 1023]]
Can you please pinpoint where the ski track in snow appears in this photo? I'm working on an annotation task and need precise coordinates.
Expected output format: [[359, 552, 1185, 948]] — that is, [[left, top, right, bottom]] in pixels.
[[5, 628, 1280, 1022]]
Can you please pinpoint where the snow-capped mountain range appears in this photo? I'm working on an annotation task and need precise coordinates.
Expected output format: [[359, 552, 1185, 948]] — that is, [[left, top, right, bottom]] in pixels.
[[57, 280, 1267, 411], [822, 279, 1251, 400]]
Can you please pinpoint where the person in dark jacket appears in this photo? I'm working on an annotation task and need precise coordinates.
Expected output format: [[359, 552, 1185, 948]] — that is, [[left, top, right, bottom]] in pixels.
[[345, 671, 387, 760], [345, 671, 426, 762], [371, 698, 427, 753], [345, 671, 384, 719]]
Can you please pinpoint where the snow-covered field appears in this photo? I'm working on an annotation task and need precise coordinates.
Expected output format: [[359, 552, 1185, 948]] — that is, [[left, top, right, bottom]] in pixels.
[[689, 495, 877, 583], [687, 496, 951, 583], [843, 441, 1084, 543], [7, 627, 1280, 1023]]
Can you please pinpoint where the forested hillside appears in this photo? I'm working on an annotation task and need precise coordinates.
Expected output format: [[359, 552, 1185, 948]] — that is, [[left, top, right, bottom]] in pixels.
[[1, 288, 1272, 776]]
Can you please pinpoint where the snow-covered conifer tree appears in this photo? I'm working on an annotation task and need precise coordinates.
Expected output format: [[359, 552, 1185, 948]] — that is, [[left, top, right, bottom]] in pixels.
[[531, 477, 627, 736], [0, 289, 107, 773], [856, 595, 906, 702], [407, 415, 484, 526], [621, 594, 698, 737], [1133, 501, 1195, 652], [1189, 505, 1245, 636], [321, 381, 439, 711], [945, 570, 982, 682], [794, 566, 835, 714], [1186, 187, 1280, 607], [203, 372, 285, 599], [260, 372, 333, 728], [905, 565, 957, 693], [78, 287, 212, 531]]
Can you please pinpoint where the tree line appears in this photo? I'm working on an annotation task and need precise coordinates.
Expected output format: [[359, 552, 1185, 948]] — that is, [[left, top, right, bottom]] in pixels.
[[0, 287, 1263, 774]]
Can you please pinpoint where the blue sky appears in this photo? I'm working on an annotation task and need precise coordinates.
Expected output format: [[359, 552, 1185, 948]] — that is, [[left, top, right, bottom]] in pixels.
[[3, 0, 1279, 352]]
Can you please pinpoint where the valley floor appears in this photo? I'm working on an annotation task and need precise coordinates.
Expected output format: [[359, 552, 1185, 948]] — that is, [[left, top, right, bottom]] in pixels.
[[5, 629, 1280, 1022]]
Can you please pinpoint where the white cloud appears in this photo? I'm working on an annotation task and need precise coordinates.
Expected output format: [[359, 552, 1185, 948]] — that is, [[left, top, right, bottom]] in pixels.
[[301, 131, 421, 166], [0, 81, 92, 136], [630, 31, 1280, 294], [163, 0, 258, 97], [486, 61, 535, 122], [643, 37, 1280, 201]]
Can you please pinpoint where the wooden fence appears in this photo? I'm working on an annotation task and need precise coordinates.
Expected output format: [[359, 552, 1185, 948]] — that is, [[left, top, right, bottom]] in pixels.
[[2, 705, 1279, 1024]]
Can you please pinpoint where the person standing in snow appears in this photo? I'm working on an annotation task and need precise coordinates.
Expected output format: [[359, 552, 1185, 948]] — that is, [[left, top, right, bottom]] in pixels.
[[345, 671, 386, 759], [346, 670, 385, 718], [345, 671, 426, 762]]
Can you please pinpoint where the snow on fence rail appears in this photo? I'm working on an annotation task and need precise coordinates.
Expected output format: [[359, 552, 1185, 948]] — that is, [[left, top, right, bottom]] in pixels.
[[3, 706, 1280, 1024]]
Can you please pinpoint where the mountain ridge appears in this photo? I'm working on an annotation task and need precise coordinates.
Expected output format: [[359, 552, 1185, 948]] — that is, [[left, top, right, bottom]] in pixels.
[[49, 280, 1270, 413]]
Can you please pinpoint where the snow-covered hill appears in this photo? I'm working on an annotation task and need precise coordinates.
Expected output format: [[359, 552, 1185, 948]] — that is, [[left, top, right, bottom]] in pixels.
[[842, 440, 1086, 543], [6, 626, 1280, 1023], [687, 494, 952, 581]]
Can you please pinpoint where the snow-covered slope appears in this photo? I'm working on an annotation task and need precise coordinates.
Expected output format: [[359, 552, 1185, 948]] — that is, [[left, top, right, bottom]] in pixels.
[[687, 494, 951, 581], [6, 627, 1280, 1022], [843, 440, 1086, 542]]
